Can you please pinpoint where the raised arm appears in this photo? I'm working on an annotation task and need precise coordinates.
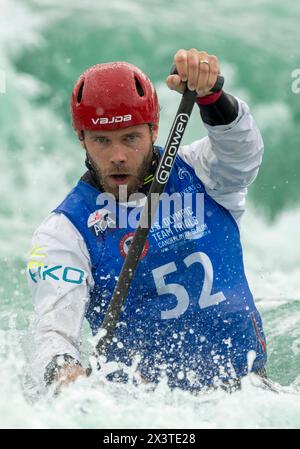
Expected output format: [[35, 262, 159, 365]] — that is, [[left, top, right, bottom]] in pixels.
[[167, 48, 264, 224], [179, 94, 264, 224]]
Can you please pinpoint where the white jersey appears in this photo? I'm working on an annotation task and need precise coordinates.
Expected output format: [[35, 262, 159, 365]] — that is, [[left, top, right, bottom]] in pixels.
[[27, 97, 264, 384]]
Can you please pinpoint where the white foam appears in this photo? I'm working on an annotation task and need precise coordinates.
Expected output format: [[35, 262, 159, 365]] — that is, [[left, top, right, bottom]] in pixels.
[[242, 206, 300, 304]]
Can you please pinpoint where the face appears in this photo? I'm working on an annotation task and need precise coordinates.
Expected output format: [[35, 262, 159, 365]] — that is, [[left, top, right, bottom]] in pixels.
[[82, 124, 158, 199]]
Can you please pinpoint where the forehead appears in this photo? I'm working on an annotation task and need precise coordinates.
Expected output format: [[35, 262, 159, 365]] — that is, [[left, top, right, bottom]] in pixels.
[[85, 124, 149, 138]]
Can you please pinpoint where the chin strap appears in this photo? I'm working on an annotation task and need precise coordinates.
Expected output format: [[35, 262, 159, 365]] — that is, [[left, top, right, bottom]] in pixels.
[[85, 153, 95, 172], [138, 145, 160, 195]]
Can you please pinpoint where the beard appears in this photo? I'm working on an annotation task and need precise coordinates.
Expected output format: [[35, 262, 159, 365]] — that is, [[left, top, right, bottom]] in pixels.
[[86, 144, 153, 201]]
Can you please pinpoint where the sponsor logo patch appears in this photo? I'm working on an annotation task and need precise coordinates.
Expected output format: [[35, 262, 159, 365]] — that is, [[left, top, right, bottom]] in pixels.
[[178, 167, 193, 182], [119, 232, 149, 259], [87, 209, 116, 236]]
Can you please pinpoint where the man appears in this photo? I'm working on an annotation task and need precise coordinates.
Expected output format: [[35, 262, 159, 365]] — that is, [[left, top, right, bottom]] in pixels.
[[27, 48, 267, 391]]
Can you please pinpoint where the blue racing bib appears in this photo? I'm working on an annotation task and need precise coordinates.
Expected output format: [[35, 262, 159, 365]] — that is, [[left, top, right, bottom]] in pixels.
[[54, 148, 267, 390]]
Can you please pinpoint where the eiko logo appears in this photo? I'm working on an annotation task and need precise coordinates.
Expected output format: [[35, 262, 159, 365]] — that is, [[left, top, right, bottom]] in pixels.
[[92, 114, 132, 125], [28, 265, 85, 284], [156, 113, 189, 184]]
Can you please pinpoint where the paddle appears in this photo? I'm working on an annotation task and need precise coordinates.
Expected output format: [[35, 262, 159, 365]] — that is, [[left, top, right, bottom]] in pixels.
[[95, 66, 224, 360]]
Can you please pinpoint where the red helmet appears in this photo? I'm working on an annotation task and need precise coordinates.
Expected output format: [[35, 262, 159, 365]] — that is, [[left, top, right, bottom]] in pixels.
[[71, 62, 159, 133]]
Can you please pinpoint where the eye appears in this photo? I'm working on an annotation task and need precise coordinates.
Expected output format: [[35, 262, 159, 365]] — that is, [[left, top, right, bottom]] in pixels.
[[125, 134, 138, 142], [94, 137, 109, 144]]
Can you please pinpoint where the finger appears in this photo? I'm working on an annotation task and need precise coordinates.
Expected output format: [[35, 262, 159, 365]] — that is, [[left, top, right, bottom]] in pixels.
[[166, 74, 185, 94], [196, 51, 210, 93], [187, 48, 200, 91], [173, 49, 188, 82], [206, 55, 220, 92]]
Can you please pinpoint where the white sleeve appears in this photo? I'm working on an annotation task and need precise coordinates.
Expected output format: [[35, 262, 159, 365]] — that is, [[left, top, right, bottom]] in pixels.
[[27, 212, 94, 384], [178, 97, 264, 224]]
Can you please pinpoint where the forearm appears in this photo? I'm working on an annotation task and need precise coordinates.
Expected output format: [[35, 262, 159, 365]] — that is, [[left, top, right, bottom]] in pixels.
[[27, 212, 93, 385], [202, 96, 264, 190], [197, 90, 239, 126], [185, 94, 264, 191], [32, 284, 88, 384]]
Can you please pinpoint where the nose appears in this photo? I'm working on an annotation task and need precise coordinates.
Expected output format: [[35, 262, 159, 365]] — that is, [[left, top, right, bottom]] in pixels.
[[109, 144, 128, 166]]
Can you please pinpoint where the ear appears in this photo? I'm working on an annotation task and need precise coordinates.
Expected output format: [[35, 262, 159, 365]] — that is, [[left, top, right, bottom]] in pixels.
[[151, 126, 159, 143], [78, 131, 86, 149]]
